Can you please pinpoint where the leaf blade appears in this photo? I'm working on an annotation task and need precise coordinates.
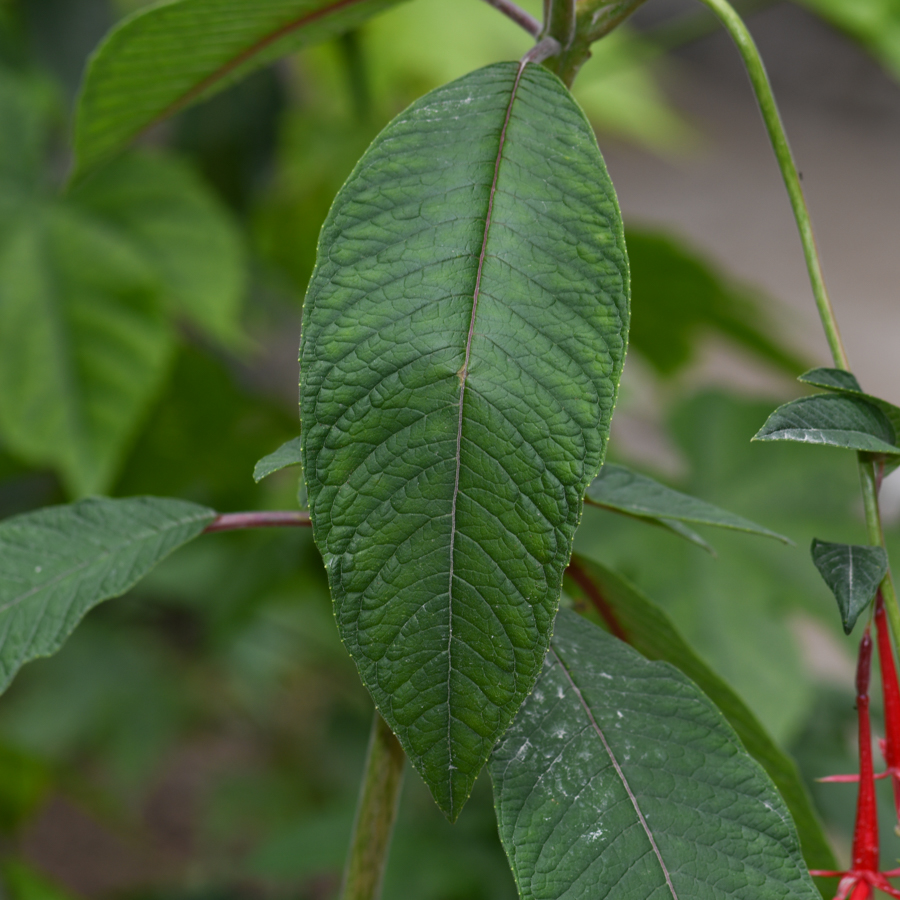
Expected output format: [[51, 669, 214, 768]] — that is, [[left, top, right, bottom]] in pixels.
[[810, 539, 888, 634], [300, 62, 629, 818], [254, 436, 303, 482], [0, 496, 215, 694], [490, 609, 823, 900]]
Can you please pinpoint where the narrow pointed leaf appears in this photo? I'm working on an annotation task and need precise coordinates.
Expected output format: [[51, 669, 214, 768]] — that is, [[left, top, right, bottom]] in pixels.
[[254, 436, 303, 483], [655, 517, 715, 553], [753, 394, 900, 455], [490, 609, 822, 900], [585, 462, 790, 544], [799, 366, 900, 436], [73, 0, 410, 179], [810, 539, 888, 634], [0, 496, 215, 694], [300, 62, 629, 818], [565, 554, 836, 872]]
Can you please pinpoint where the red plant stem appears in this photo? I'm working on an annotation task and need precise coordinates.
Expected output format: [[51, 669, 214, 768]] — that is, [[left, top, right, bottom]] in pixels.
[[204, 511, 311, 533], [565, 558, 629, 643], [853, 627, 879, 874], [876, 590, 900, 820]]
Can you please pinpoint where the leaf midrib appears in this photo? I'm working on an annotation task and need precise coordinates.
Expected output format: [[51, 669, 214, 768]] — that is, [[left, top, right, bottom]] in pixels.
[[549, 645, 680, 900]]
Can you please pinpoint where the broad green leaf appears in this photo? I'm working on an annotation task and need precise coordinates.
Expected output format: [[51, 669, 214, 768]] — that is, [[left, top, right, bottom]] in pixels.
[[810, 539, 888, 634], [73, 0, 411, 178], [564, 554, 836, 873], [586, 462, 790, 544], [753, 394, 900, 456], [0, 206, 174, 496], [254, 436, 303, 483], [490, 609, 822, 900], [0, 496, 215, 694], [69, 153, 246, 345], [799, 366, 900, 436], [300, 62, 629, 818]]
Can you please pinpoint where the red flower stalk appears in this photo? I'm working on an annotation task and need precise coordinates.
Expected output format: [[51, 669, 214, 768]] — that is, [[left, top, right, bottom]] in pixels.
[[812, 628, 900, 899], [874, 591, 900, 827]]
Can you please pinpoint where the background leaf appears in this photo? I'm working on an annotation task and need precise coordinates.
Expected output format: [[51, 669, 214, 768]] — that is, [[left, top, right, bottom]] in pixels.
[[73, 0, 411, 178], [564, 553, 836, 873], [300, 62, 628, 818], [754, 394, 900, 455], [490, 609, 822, 900], [253, 437, 303, 483], [810, 539, 888, 634], [0, 496, 215, 695], [586, 462, 789, 544]]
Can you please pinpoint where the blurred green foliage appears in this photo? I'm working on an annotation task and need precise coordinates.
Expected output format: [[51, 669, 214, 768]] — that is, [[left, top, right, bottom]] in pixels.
[[0, 0, 897, 895]]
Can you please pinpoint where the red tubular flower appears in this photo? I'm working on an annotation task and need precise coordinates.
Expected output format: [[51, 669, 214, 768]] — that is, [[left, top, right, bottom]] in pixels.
[[812, 628, 900, 899], [875, 591, 900, 826]]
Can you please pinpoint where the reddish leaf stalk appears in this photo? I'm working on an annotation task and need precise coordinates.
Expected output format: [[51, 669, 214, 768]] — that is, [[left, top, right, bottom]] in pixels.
[[204, 511, 311, 533], [565, 558, 629, 642]]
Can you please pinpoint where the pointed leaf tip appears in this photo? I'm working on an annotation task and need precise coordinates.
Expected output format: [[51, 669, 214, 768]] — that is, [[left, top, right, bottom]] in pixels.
[[811, 539, 888, 634], [253, 436, 303, 483]]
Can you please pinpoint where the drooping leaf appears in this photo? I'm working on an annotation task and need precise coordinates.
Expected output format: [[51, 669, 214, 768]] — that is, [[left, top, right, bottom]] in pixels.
[[564, 553, 836, 873], [626, 229, 808, 376], [0, 496, 215, 694], [73, 0, 411, 178], [0, 207, 174, 496], [753, 394, 900, 456], [69, 153, 246, 345], [490, 609, 822, 900], [799, 366, 900, 436], [810, 539, 888, 635], [254, 436, 303, 483], [300, 62, 629, 818], [586, 462, 790, 545]]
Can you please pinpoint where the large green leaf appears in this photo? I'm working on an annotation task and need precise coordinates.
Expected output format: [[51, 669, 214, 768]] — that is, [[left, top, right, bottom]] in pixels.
[[73, 0, 410, 178], [300, 62, 629, 818], [0, 496, 215, 694], [70, 153, 246, 345], [810, 539, 888, 634], [799, 366, 900, 436], [490, 608, 822, 900], [0, 206, 174, 496], [585, 462, 790, 545], [564, 554, 836, 873], [754, 394, 900, 456]]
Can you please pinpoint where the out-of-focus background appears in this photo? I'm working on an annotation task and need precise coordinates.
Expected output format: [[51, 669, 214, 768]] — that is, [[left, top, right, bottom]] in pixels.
[[0, 0, 898, 897]]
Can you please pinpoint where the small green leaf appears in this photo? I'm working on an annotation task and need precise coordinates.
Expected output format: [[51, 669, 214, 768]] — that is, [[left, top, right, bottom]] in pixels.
[[585, 462, 790, 544], [799, 366, 900, 436], [0, 496, 215, 694], [810, 539, 888, 634], [565, 554, 836, 873], [300, 62, 628, 818], [490, 609, 822, 900], [753, 394, 900, 455], [70, 153, 246, 346], [73, 0, 410, 178], [254, 436, 303, 483]]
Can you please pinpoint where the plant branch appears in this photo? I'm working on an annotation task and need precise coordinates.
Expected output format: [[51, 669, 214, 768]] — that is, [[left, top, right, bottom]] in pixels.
[[340, 711, 406, 900], [480, 0, 541, 37], [544, 0, 577, 50], [203, 511, 311, 533], [693, 0, 899, 639]]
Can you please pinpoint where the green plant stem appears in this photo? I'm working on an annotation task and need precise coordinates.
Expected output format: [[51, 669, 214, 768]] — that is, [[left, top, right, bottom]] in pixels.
[[545, 0, 576, 48], [340, 711, 406, 900], [693, 0, 899, 639]]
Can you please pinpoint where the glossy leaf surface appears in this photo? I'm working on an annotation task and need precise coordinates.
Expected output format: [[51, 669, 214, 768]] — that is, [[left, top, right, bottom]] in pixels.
[[300, 62, 629, 818], [810, 539, 888, 634], [254, 437, 303, 483], [799, 367, 900, 435], [564, 554, 836, 873], [585, 463, 789, 545], [754, 395, 900, 456], [490, 609, 822, 900], [0, 497, 215, 694], [74, 0, 409, 178]]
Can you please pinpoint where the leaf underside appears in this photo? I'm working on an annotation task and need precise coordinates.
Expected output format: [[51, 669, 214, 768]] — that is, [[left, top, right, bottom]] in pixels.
[[585, 463, 789, 544], [300, 62, 629, 818], [0, 497, 215, 695], [810, 538, 888, 634], [490, 609, 822, 900], [565, 554, 836, 873], [754, 394, 900, 455], [73, 0, 410, 178]]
